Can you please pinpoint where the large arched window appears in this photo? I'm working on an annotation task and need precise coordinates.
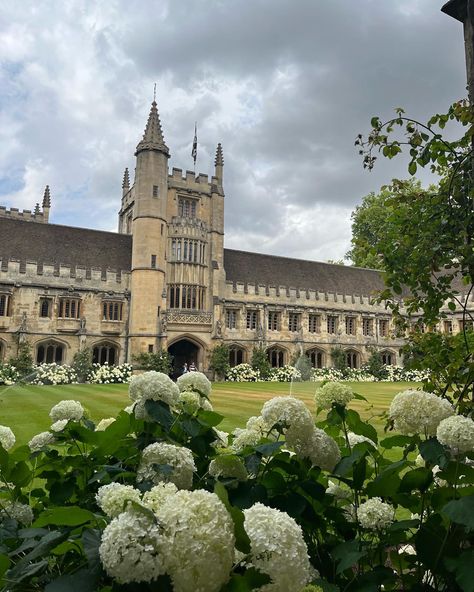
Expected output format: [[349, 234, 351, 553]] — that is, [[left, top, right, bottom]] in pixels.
[[0, 340, 5, 363], [307, 348, 324, 369], [267, 347, 285, 368], [346, 349, 359, 369], [93, 342, 118, 365], [36, 341, 65, 364], [381, 350, 394, 365], [229, 346, 245, 367]]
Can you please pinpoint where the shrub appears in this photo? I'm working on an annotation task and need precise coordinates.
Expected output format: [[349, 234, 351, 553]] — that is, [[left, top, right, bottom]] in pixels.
[[87, 362, 133, 384], [134, 350, 173, 375], [0, 364, 20, 385], [251, 346, 271, 379], [330, 346, 347, 374], [226, 363, 260, 382], [72, 347, 93, 383], [9, 342, 34, 380], [209, 344, 230, 380], [268, 365, 302, 382], [30, 363, 77, 385]]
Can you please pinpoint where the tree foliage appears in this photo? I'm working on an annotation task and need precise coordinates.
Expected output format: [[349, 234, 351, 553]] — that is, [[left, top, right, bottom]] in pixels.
[[356, 100, 474, 410], [134, 350, 173, 375], [251, 346, 271, 379], [209, 344, 230, 380], [9, 342, 34, 380]]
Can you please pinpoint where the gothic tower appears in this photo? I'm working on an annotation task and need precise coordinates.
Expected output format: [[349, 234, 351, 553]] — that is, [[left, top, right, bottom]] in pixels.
[[128, 99, 170, 355]]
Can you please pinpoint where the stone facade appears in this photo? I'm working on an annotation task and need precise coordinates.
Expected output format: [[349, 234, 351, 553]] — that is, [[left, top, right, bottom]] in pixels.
[[0, 99, 470, 374]]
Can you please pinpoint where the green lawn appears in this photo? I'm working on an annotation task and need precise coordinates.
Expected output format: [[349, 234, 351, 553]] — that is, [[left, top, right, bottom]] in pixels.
[[0, 381, 416, 445]]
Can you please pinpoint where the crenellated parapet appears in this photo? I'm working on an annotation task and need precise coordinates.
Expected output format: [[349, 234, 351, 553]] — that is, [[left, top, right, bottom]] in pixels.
[[0, 206, 47, 223], [168, 167, 216, 195]]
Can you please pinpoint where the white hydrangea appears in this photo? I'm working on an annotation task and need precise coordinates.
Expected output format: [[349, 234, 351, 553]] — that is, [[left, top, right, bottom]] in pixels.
[[49, 400, 84, 422], [347, 432, 376, 449], [176, 371, 212, 397], [246, 415, 268, 435], [0, 425, 15, 450], [243, 503, 312, 592], [209, 455, 248, 480], [142, 483, 178, 513], [157, 489, 234, 592], [357, 497, 394, 531], [99, 510, 164, 584], [137, 442, 196, 489], [123, 404, 135, 414], [178, 390, 201, 414], [1, 501, 34, 525], [389, 390, 454, 435], [231, 428, 263, 453], [96, 418, 116, 431], [293, 427, 341, 472], [50, 419, 69, 432], [326, 480, 352, 500], [212, 429, 229, 448], [437, 415, 474, 454], [129, 371, 179, 406], [261, 396, 314, 434], [96, 483, 142, 518], [314, 382, 354, 410], [28, 431, 55, 452], [201, 398, 213, 411]]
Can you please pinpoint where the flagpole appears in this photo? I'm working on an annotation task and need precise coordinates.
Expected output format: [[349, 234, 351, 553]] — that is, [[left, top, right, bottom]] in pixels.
[[192, 122, 197, 174]]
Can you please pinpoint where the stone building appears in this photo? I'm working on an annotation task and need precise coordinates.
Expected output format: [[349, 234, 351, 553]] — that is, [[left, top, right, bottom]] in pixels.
[[0, 99, 467, 374]]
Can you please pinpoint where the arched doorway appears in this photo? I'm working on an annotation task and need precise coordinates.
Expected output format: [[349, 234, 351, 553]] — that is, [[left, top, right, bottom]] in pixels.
[[168, 338, 201, 380]]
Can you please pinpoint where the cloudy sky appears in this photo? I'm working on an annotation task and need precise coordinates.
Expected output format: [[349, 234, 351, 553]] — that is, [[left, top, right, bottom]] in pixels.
[[0, 0, 467, 262]]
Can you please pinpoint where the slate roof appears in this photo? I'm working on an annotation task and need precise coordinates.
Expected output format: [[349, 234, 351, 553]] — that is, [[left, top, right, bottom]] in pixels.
[[0, 218, 132, 271], [223, 249, 385, 296]]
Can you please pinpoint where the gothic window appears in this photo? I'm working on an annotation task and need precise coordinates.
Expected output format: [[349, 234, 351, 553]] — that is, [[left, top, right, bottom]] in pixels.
[[226, 309, 237, 329], [0, 341, 4, 362], [362, 317, 373, 336], [346, 350, 359, 369], [126, 214, 132, 234], [93, 342, 118, 365], [288, 313, 300, 332], [246, 310, 258, 330], [229, 346, 245, 367], [268, 311, 280, 331], [381, 351, 394, 365], [327, 315, 337, 334], [152, 185, 159, 198], [267, 347, 285, 368], [39, 298, 52, 318], [378, 319, 389, 337], [151, 254, 157, 269], [103, 301, 123, 321], [459, 319, 474, 332], [36, 341, 65, 364], [308, 314, 320, 333], [168, 284, 205, 310], [0, 294, 10, 317], [443, 320, 453, 333], [345, 316, 356, 335], [59, 298, 81, 319], [178, 198, 197, 218], [307, 348, 324, 369]]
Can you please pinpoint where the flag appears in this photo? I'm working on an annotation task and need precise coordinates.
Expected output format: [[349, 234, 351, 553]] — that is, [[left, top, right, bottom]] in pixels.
[[192, 122, 197, 166]]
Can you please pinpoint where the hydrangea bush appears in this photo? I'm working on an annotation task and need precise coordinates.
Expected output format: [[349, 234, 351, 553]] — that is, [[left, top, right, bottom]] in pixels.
[[0, 375, 472, 591]]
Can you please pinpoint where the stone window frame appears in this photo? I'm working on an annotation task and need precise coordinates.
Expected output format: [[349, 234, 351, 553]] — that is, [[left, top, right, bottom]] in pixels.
[[346, 349, 359, 369], [362, 317, 373, 336], [267, 346, 285, 368], [168, 284, 205, 310], [102, 300, 124, 321], [246, 309, 258, 330], [0, 339, 5, 362], [381, 350, 394, 365], [39, 297, 53, 318], [307, 347, 324, 369], [327, 314, 338, 334], [345, 316, 356, 335], [152, 185, 159, 198], [58, 297, 81, 319], [229, 345, 245, 367], [178, 197, 197, 218], [92, 341, 119, 365], [308, 314, 321, 333], [443, 320, 453, 334], [378, 318, 389, 337], [171, 238, 205, 264], [36, 340, 65, 364], [288, 312, 300, 333], [458, 319, 474, 332], [225, 309, 237, 330], [268, 311, 280, 331], [0, 293, 11, 317]]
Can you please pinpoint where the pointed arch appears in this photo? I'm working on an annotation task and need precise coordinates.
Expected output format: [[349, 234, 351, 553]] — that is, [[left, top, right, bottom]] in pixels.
[[35, 337, 69, 365], [227, 343, 248, 367], [266, 344, 288, 368], [306, 347, 326, 369], [345, 348, 361, 369], [380, 349, 396, 366], [0, 338, 7, 363], [91, 340, 120, 365]]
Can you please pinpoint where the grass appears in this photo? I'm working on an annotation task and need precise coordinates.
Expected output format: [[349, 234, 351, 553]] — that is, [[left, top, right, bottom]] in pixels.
[[0, 381, 417, 446]]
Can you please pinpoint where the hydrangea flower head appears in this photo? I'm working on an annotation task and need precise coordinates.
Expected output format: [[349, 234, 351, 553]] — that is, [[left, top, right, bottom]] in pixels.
[[0, 425, 15, 450], [177, 371, 212, 397], [243, 502, 312, 591], [1, 501, 34, 525], [347, 432, 376, 448], [96, 483, 142, 518], [261, 396, 314, 435], [142, 483, 178, 513], [357, 497, 394, 530], [292, 427, 340, 471], [389, 390, 454, 435], [129, 371, 179, 406], [437, 415, 474, 454], [157, 489, 234, 592], [314, 382, 354, 410], [49, 400, 84, 422], [28, 431, 55, 452], [99, 510, 164, 584], [137, 442, 196, 489]]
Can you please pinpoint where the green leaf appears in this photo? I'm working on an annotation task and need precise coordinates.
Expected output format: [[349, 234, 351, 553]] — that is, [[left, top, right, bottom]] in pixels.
[[399, 467, 433, 493], [214, 482, 251, 554], [82, 528, 102, 572], [346, 409, 378, 443], [222, 568, 271, 591], [445, 548, 474, 592], [254, 442, 284, 457], [0, 554, 10, 583], [33, 506, 95, 527], [50, 479, 75, 505], [45, 570, 98, 592], [442, 495, 474, 531], [380, 435, 412, 449], [333, 447, 367, 478], [448, 301, 456, 311], [332, 540, 367, 575], [312, 579, 340, 592], [144, 400, 174, 431], [197, 410, 224, 427], [419, 438, 449, 469], [408, 161, 417, 175], [9, 461, 31, 487], [366, 460, 406, 497]]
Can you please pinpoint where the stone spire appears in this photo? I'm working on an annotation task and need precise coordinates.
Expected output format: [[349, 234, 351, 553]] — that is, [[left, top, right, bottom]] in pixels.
[[42, 185, 51, 208], [214, 143, 224, 167], [122, 167, 130, 190], [135, 100, 169, 157], [34, 203, 41, 216]]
